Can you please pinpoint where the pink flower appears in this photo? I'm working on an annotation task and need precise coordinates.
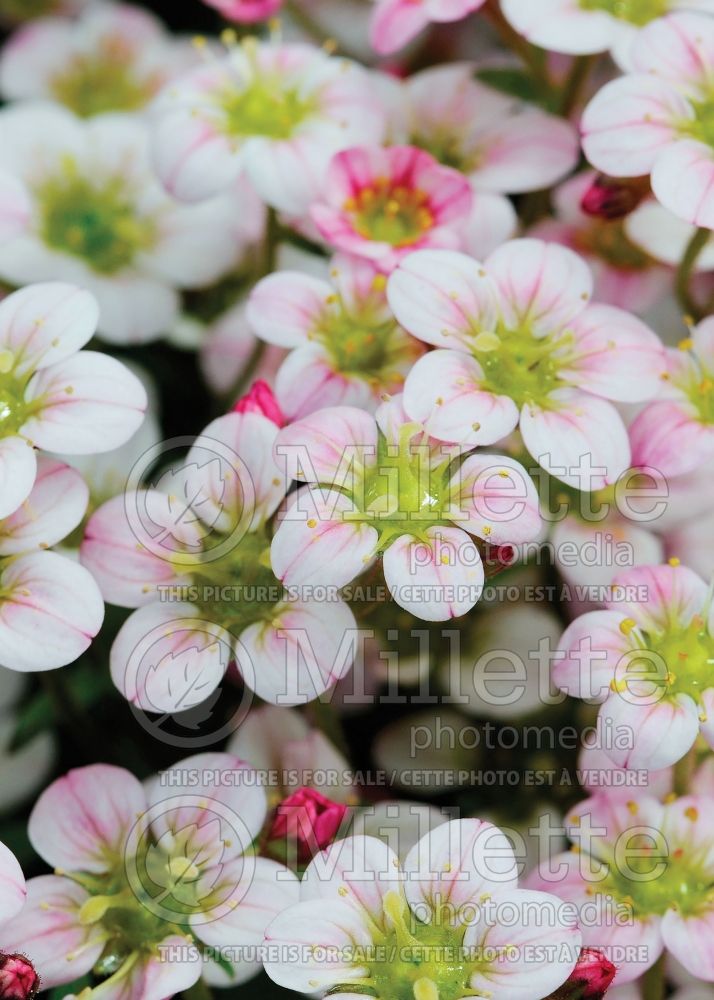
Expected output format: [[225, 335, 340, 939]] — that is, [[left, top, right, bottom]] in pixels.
[[393, 63, 579, 196], [202, 0, 284, 22], [152, 40, 385, 213], [311, 145, 473, 272], [0, 756, 298, 997], [532, 171, 670, 314], [269, 787, 350, 862], [501, 0, 714, 67], [0, 455, 104, 671], [264, 818, 582, 997], [386, 239, 666, 488], [0, 954, 39, 999], [0, 2, 193, 117], [582, 12, 714, 228], [80, 410, 358, 708], [528, 794, 714, 983], [233, 379, 286, 425], [554, 562, 714, 770], [629, 319, 714, 477], [246, 254, 424, 416], [370, 0, 487, 55], [0, 282, 146, 519], [270, 395, 541, 620]]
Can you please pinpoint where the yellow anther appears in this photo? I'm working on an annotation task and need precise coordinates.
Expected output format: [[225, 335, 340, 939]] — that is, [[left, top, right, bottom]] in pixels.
[[619, 618, 637, 635], [668, 556, 681, 567]]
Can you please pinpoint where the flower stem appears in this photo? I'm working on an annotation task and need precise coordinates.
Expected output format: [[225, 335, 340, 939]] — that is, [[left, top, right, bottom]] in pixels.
[[559, 55, 597, 116], [673, 744, 697, 796], [641, 952, 666, 1000], [310, 696, 350, 760], [676, 226, 711, 321], [183, 980, 213, 1000], [483, 0, 553, 102]]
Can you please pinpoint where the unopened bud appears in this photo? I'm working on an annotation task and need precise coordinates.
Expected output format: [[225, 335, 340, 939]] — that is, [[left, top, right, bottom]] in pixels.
[[580, 174, 650, 221], [0, 953, 40, 1000], [547, 948, 616, 999], [233, 379, 285, 426], [269, 787, 349, 862]]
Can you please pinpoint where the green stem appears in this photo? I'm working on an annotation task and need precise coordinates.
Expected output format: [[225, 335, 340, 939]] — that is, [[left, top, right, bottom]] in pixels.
[[182, 980, 213, 1000], [559, 55, 598, 116], [483, 0, 553, 101], [641, 952, 666, 1000], [673, 744, 697, 797], [676, 226, 711, 321], [309, 697, 350, 761]]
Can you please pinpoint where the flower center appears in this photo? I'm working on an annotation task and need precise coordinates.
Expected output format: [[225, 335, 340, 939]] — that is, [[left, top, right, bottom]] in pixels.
[[36, 158, 156, 274], [357, 426, 452, 549], [574, 220, 652, 271], [174, 527, 281, 632], [680, 98, 714, 149], [345, 182, 434, 246], [578, 0, 669, 25], [599, 820, 714, 917], [0, 353, 29, 437], [615, 614, 714, 703], [50, 41, 161, 117], [468, 325, 570, 409]]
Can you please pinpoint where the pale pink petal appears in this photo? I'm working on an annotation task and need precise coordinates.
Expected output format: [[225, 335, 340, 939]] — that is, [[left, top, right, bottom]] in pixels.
[[110, 603, 231, 714], [485, 239, 593, 336], [0, 456, 87, 554], [565, 304, 665, 402], [271, 488, 378, 588], [520, 390, 631, 490], [80, 493, 182, 609], [246, 271, 333, 347], [472, 111, 579, 194], [0, 551, 104, 672], [23, 351, 147, 454], [629, 400, 714, 478], [651, 139, 714, 228], [609, 563, 708, 632], [632, 11, 714, 91], [501, 0, 616, 55], [402, 350, 519, 447], [451, 453, 541, 544], [235, 598, 357, 704], [370, 1, 430, 56], [274, 406, 378, 484], [301, 835, 402, 926], [0, 840, 24, 925], [387, 248, 500, 350], [29, 765, 146, 873], [121, 936, 203, 1000], [275, 345, 376, 418], [661, 909, 714, 982], [0, 282, 98, 373], [0, 435, 36, 520], [403, 818, 518, 918], [582, 74, 689, 177], [0, 170, 29, 244], [600, 691, 700, 769], [459, 190, 518, 259], [0, 876, 104, 989], [554, 610, 631, 702], [382, 525, 485, 620]]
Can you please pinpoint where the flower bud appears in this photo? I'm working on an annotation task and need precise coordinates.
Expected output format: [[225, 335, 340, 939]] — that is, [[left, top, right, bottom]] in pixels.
[[0, 953, 40, 1000], [547, 948, 616, 999], [269, 788, 349, 862], [233, 379, 285, 426], [580, 174, 650, 220]]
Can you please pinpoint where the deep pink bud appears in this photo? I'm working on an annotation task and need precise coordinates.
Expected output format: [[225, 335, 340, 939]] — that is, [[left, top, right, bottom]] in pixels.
[[580, 174, 649, 221], [269, 788, 349, 862], [0, 954, 40, 1000], [233, 380, 285, 426], [482, 543, 517, 579], [548, 948, 616, 999], [201, 0, 284, 23]]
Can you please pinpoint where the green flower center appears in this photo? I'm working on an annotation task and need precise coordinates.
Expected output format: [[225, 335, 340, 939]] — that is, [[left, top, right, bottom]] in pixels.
[[574, 221, 652, 271], [0, 353, 30, 437], [579, 0, 670, 26], [599, 819, 714, 917], [36, 158, 156, 274], [174, 527, 281, 633], [50, 41, 161, 117], [615, 613, 714, 703], [345, 183, 434, 247], [681, 98, 714, 149], [466, 325, 570, 409], [672, 342, 714, 424]]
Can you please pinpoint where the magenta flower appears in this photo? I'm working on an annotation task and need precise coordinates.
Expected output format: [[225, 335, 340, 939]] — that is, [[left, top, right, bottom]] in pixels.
[[630, 317, 714, 477], [0, 755, 298, 997], [386, 239, 666, 488], [370, 0, 487, 55], [246, 253, 424, 417], [555, 562, 714, 770], [582, 12, 714, 228], [271, 395, 541, 620], [81, 410, 357, 709], [264, 818, 582, 997], [529, 793, 714, 983], [311, 145, 473, 272]]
